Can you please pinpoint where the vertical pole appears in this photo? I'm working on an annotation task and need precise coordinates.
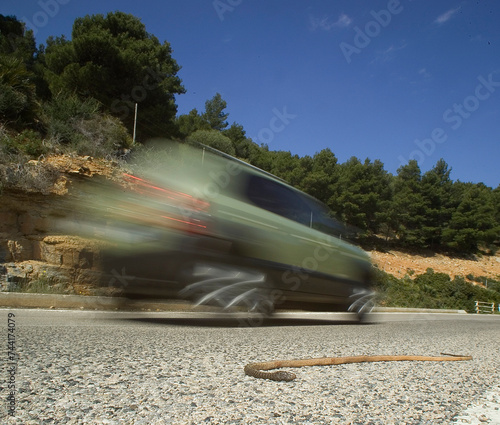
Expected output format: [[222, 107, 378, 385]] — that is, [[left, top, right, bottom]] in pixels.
[[132, 103, 138, 144]]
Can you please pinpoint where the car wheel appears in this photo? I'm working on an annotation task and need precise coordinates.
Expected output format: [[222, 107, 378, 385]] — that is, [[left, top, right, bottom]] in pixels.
[[179, 262, 275, 316], [348, 288, 376, 321]]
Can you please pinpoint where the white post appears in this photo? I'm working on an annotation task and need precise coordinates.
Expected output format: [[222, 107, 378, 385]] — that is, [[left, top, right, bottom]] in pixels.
[[132, 103, 138, 144]]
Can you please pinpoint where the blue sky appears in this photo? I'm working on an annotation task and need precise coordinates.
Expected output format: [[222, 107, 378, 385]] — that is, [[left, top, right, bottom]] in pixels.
[[4, 0, 500, 187]]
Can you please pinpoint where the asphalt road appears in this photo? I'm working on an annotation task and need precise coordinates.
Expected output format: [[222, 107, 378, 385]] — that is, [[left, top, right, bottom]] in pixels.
[[1, 309, 499, 424]]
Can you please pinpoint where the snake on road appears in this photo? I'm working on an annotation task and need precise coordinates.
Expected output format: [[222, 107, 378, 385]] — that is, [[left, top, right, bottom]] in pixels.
[[244, 353, 473, 381]]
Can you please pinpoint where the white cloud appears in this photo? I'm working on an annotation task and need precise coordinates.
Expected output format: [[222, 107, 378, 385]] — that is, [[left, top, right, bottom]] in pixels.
[[384, 42, 407, 57], [434, 7, 461, 24], [309, 13, 352, 31], [370, 42, 408, 64], [334, 14, 352, 28], [419, 68, 431, 78]]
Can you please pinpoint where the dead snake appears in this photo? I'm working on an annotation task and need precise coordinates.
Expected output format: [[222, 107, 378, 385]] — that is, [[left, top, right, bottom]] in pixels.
[[244, 353, 473, 381]]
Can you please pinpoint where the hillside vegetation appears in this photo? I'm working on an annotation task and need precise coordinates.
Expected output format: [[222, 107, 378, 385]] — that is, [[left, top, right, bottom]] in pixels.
[[1, 12, 500, 311]]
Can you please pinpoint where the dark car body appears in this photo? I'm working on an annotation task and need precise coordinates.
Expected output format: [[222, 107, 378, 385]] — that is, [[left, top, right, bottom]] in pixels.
[[91, 145, 375, 318]]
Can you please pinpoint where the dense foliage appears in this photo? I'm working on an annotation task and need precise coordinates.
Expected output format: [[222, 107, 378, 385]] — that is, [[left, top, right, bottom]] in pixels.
[[42, 12, 185, 141], [1, 13, 499, 255], [374, 268, 500, 313]]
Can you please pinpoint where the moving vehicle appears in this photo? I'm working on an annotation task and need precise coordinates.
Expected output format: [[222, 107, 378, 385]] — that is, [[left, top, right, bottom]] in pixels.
[[93, 144, 375, 319]]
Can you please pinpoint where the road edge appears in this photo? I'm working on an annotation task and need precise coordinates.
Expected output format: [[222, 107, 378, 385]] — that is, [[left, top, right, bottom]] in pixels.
[[0, 292, 469, 313]]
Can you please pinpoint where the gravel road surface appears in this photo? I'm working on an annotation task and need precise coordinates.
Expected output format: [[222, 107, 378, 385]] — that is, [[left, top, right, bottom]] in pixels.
[[1, 309, 499, 424]]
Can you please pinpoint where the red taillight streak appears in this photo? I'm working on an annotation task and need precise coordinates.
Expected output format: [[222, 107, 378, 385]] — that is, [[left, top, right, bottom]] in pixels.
[[114, 203, 207, 231], [124, 173, 191, 199], [123, 173, 210, 212]]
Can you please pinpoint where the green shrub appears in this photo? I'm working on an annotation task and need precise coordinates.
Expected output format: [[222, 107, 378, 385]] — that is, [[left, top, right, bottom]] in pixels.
[[0, 156, 60, 194], [42, 94, 132, 156], [42, 94, 100, 144], [372, 267, 500, 312], [187, 129, 236, 156], [0, 128, 60, 194], [70, 114, 132, 157], [465, 275, 500, 295], [2, 129, 47, 157], [0, 56, 39, 129]]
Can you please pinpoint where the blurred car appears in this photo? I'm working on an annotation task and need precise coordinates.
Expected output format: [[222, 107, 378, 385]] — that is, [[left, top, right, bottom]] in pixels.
[[92, 144, 375, 319]]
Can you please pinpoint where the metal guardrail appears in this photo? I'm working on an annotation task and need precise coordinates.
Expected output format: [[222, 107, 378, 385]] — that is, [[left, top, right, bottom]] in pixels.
[[475, 301, 496, 314]]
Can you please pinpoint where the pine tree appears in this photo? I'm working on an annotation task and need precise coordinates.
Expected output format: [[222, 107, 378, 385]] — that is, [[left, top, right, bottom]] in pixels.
[[41, 11, 185, 141], [176, 108, 210, 137], [392, 160, 427, 247], [203, 93, 229, 131], [299, 148, 338, 205], [443, 182, 498, 252], [420, 159, 454, 248], [331, 157, 392, 235]]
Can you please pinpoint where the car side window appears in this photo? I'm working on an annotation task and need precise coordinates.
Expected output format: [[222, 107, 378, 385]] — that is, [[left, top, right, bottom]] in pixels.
[[309, 208, 346, 237], [245, 175, 311, 225]]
